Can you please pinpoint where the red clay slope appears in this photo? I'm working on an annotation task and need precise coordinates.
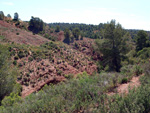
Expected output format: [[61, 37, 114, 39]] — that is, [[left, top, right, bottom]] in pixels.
[[0, 20, 49, 46]]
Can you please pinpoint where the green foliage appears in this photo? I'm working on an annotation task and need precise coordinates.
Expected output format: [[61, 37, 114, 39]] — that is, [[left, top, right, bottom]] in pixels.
[[137, 47, 150, 59], [14, 56, 19, 60], [63, 28, 71, 44], [13, 60, 17, 65], [15, 21, 20, 27], [64, 74, 74, 79], [136, 30, 149, 51], [80, 35, 83, 40], [1, 69, 150, 112], [0, 45, 18, 101], [49, 23, 105, 39], [18, 63, 23, 67], [13, 12, 19, 21], [135, 65, 143, 76], [18, 51, 25, 58], [16, 32, 19, 35], [55, 25, 60, 32], [0, 72, 117, 112], [95, 20, 127, 72], [121, 77, 128, 83], [28, 57, 33, 62], [72, 28, 80, 40], [143, 62, 150, 77], [13, 83, 22, 96], [28, 16, 44, 34], [7, 14, 11, 18], [0, 11, 4, 20], [48, 36, 57, 41], [44, 33, 49, 38], [74, 42, 79, 48], [1, 93, 22, 107], [41, 41, 58, 50]]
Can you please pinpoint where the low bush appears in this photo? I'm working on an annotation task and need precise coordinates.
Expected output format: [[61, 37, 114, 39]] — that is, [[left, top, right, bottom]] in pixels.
[[121, 77, 128, 84], [1, 93, 22, 107], [28, 57, 33, 62], [1, 62, 150, 113], [18, 51, 25, 58], [14, 56, 19, 60], [13, 60, 17, 65], [135, 65, 143, 76], [137, 47, 150, 59], [16, 33, 19, 35]]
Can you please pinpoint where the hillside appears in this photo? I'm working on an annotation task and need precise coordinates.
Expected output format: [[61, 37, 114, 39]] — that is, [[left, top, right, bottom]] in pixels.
[[0, 18, 150, 113], [0, 20, 50, 46], [0, 20, 97, 97]]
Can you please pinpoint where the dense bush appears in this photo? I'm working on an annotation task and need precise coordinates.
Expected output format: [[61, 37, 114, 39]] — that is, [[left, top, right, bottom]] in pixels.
[[13, 12, 19, 21], [136, 30, 149, 51], [137, 47, 150, 59], [0, 72, 116, 112], [135, 65, 143, 76], [18, 51, 25, 58], [2, 71, 149, 113], [0, 45, 19, 102], [0, 64, 150, 112], [28, 16, 44, 34], [0, 11, 4, 20], [121, 77, 128, 83], [55, 25, 60, 32], [1, 93, 22, 107]]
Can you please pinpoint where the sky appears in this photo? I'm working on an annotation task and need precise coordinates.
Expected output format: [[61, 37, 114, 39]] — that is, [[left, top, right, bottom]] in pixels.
[[0, 0, 150, 30]]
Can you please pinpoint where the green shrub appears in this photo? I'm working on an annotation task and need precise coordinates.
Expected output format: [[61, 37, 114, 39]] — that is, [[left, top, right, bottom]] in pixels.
[[135, 65, 143, 76], [28, 57, 33, 62], [13, 60, 17, 65], [80, 36, 83, 40], [137, 47, 150, 59], [0, 44, 18, 102], [121, 77, 128, 84], [74, 42, 79, 48], [18, 51, 25, 58], [143, 62, 150, 77], [26, 73, 30, 77], [50, 30, 53, 33], [1, 67, 150, 113], [44, 33, 49, 38], [55, 25, 60, 32], [57, 70, 62, 75], [14, 56, 19, 60], [18, 63, 23, 67], [1, 93, 22, 107], [13, 83, 22, 96], [82, 47, 86, 51], [24, 82, 29, 86], [10, 50, 16, 56], [17, 75, 22, 81], [64, 74, 74, 79], [16, 33, 19, 35]]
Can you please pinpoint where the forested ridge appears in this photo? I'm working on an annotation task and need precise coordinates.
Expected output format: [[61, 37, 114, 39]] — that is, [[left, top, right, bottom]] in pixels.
[[49, 22, 150, 39]]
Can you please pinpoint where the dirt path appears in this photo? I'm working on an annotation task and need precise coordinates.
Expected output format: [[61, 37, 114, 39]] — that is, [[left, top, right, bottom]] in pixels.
[[108, 76, 141, 96]]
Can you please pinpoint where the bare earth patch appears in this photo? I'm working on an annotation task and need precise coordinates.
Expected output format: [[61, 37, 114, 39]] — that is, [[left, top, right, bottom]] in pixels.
[[108, 76, 141, 96]]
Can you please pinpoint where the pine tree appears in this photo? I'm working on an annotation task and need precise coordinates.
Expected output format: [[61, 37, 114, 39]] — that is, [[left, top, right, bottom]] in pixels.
[[63, 28, 71, 44], [14, 12, 19, 21], [95, 20, 127, 72], [136, 30, 148, 51], [0, 11, 4, 20], [72, 28, 80, 40]]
